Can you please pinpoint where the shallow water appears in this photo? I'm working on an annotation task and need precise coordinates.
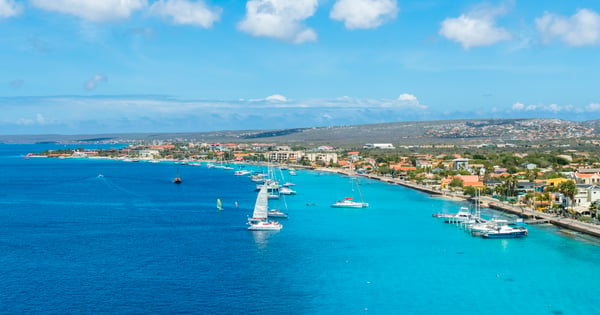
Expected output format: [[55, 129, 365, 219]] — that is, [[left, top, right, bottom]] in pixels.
[[0, 145, 599, 314]]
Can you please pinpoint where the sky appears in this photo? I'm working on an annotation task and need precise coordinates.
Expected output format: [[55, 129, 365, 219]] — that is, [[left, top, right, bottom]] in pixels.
[[1, 0, 600, 135]]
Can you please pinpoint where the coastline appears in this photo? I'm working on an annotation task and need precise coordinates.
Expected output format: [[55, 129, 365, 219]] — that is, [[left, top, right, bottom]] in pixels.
[[315, 166, 600, 239]]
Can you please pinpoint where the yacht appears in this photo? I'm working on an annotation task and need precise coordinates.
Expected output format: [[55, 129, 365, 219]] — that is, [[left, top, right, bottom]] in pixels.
[[438, 207, 472, 223], [482, 224, 528, 238]]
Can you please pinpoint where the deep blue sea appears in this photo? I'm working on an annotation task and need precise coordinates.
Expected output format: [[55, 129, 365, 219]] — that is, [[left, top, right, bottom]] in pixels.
[[1, 144, 600, 314]]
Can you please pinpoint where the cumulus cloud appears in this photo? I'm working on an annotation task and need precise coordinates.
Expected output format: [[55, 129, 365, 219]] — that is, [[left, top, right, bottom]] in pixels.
[[148, 0, 221, 28], [266, 94, 288, 102], [30, 0, 147, 22], [536, 9, 600, 46], [85, 74, 107, 91], [511, 102, 524, 110], [397, 94, 426, 110], [330, 0, 398, 29], [16, 114, 47, 126], [398, 93, 417, 102], [238, 0, 318, 44], [439, 3, 511, 49], [0, 0, 22, 18]]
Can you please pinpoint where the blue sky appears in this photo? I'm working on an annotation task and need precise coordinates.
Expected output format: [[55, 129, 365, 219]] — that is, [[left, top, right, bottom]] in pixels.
[[1, 0, 600, 134]]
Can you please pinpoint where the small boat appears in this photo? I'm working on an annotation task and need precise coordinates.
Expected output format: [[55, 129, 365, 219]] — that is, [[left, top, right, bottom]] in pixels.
[[248, 185, 282, 231], [217, 198, 223, 211], [282, 182, 295, 187], [268, 209, 288, 218], [482, 224, 528, 239], [234, 170, 252, 176], [288, 170, 297, 176], [279, 187, 297, 195], [438, 207, 472, 223], [173, 168, 182, 184], [331, 197, 369, 208]]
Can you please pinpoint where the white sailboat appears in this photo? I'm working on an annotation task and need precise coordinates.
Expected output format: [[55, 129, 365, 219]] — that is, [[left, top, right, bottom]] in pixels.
[[248, 185, 283, 231], [332, 163, 368, 208]]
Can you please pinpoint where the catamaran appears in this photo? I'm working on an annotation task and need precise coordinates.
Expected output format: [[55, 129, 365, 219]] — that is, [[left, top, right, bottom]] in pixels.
[[248, 185, 282, 231], [332, 164, 368, 208]]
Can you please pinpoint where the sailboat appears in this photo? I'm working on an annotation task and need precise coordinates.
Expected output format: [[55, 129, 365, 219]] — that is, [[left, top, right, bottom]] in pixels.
[[217, 198, 223, 211], [173, 167, 182, 184], [268, 188, 289, 218], [331, 163, 368, 208], [248, 185, 283, 231]]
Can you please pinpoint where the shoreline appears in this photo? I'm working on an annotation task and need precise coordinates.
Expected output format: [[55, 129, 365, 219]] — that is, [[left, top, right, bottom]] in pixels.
[[315, 167, 600, 239]]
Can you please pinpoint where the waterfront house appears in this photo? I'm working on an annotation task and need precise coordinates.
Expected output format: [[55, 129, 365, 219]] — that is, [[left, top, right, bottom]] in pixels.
[[574, 185, 600, 208], [545, 178, 570, 189]]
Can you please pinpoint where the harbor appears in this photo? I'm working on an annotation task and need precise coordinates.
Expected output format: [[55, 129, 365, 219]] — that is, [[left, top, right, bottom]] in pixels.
[[316, 166, 600, 239]]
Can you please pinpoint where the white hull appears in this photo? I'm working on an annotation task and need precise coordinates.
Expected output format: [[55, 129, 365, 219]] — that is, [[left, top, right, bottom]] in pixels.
[[248, 221, 283, 231], [331, 200, 369, 208]]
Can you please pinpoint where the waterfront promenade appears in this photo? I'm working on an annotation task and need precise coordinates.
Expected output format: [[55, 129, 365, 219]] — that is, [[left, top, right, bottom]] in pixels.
[[316, 167, 600, 239]]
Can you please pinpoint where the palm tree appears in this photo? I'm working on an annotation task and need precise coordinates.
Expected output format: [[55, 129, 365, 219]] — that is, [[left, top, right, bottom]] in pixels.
[[558, 180, 577, 217]]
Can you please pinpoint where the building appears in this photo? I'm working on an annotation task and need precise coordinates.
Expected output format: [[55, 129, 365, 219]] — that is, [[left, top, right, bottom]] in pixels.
[[302, 152, 338, 164], [363, 143, 395, 149], [452, 158, 469, 171], [573, 171, 600, 185], [267, 151, 301, 162]]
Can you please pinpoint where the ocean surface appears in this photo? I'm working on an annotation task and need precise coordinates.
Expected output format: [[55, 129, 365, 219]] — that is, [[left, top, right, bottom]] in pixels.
[[1, 144, 600, 314]]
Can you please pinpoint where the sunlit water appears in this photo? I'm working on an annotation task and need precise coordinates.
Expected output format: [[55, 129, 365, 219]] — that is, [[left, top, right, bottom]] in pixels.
[[0, 145, 599, 314]]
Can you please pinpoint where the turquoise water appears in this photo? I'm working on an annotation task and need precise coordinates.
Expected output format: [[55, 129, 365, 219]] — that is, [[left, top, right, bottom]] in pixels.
[[0, 145, 599, 314]]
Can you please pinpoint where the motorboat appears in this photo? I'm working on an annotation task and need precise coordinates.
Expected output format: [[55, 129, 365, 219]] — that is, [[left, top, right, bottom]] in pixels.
[[438, 207, 472, 223], [279, 187, 297, 195], [234, 169, 252, 176], [482, 224, 528, 238]]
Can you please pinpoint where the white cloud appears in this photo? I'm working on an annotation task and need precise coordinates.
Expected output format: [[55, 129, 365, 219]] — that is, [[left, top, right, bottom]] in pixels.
[[266, 94, 288, 102], [536, 9, 600, 47], [508, 102, 600, 113], [0, 0, 22, 18], [30, 0, 147, 22], [439, 3, 511, 49], [398, 93, 417, 102], [588, 103, 600, 111], [238, 0, 318, 44], [85, 74, 107, 90], [330, 0, 398, 30], [511, 102, 524, 110], [16, 114, 47, 126], [148, 0, 221, 28]]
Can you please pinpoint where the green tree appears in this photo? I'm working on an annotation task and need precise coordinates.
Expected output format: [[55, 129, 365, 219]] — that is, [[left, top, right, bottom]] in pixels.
[[558, 180, 577, 214], [449, 178, 464, 188]]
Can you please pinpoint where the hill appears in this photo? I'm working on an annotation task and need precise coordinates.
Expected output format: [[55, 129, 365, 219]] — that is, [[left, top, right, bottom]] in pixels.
[[0, 118, 598, 145]]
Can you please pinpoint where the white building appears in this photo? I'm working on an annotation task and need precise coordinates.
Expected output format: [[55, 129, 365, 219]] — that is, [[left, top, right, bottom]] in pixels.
[[363, 143, 395, 149]]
